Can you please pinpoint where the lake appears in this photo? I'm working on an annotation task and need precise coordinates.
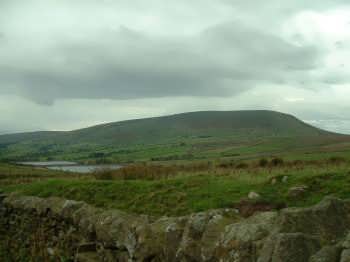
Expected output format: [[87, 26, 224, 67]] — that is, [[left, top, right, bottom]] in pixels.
[[18, 161, 122, 174]]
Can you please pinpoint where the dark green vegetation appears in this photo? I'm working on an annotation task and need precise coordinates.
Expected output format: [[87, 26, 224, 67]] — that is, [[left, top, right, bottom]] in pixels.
[[1, 110, 349, 163], [0, 163, 85, 186]]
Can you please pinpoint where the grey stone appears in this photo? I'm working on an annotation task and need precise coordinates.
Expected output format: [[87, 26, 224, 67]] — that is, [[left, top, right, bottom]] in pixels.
[[78, 243, 97, 253], [276, 197, 350, 243], [248, 191, 261, 200], [258, 233, 320, 262], [287, 185, 308, 198], [282, 176, 288, 183], [343, 232, 350, 249], [75, 252, 100, 262], [341, 249, 350, 262], [309, 245, 342, 262], [3, 194, 350, 262], [216, 211, 277, 261], [47, 247, 55, 256]]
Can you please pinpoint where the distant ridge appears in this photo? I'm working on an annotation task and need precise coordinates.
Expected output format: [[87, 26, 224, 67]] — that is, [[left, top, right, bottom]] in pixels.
[[0, 110, 336, 144], [0, 110, 346, 161]]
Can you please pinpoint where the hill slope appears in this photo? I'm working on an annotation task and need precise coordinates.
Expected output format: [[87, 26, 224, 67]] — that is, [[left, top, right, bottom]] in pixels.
[[0, 110, 329, 144], [0, 110, 347, 162]]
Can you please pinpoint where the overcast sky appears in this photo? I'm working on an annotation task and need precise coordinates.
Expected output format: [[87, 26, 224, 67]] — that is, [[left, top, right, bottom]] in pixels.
[[1, 0, 350, 134]]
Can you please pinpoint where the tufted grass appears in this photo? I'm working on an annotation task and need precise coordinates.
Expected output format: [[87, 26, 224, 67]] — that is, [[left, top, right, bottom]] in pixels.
[[2, 161, 350, 217]]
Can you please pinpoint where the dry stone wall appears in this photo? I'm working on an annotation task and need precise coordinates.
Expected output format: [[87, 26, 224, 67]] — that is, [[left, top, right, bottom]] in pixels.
[[2, 194, 350, 261]]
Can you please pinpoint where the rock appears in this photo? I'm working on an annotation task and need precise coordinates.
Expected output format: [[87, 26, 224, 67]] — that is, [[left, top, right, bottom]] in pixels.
[[309, 245, 342, 262], [176, 209, 238, 261], [248, 191, 261, 200], [258, 233, 320, 262], [135, 216, 188, 261], [287, 185, 308, 198], [75, 252, 100, 262], [276, 197, 350, 243], [0, 193, 7, 202], [47, 247, 55, 256], [72, 204, 102, 239], [94, 209, 147, 258], [341, 249, 350, 262], [343, 232, 350, 249], [78, 243, 97, 253], [216, 211, 277, 261], [5, 194, 350, 261], [61, 199, 85, 218], [44, 197, 67, 216]]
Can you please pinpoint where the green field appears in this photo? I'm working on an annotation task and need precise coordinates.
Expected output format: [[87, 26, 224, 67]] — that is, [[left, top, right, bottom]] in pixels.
[[1, 156, 350, 217]]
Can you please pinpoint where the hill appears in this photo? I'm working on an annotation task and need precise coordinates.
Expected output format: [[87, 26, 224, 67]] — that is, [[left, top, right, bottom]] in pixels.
[[0, 110, 348, 162], [0, 110, 330, 144]]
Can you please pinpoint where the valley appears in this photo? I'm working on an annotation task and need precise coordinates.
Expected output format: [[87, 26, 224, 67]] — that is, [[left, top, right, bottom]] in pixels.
[[2, 111, 350, 261]]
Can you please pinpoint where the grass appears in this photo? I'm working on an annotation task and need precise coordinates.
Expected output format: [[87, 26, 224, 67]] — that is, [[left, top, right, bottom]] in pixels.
[[3, 134, 350, 166], [0, 163, 88, 186], [2, 160, 350, 217]]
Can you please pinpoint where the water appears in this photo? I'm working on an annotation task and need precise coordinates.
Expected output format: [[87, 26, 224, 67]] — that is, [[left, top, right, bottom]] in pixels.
[[47, 164, 122, 173], [18, 161, 77, 167], [18, 161, 122, 174]]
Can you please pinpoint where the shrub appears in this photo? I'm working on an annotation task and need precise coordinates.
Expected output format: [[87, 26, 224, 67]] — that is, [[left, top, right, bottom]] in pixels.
[[111, 164, 176, 180], [292, 160, 303, 166], [271, 157, 284, 166], [259, 158, 269, 167], [217, 161, 236, 169], [93, 169, 114, 180], [328, 156, 346, 164], [92, 161, 217, 181], [236, 162, 249, 169]]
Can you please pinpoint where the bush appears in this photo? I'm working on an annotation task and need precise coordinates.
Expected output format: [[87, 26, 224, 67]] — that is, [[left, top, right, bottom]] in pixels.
[[93, 169, 114, 180], [236, 162, 249, 169], [259, 158, 269, 167], [292, 160, 303, 166], [92, 161, 216, 181], [217, 161, 236, 169], [271, 157, 284, 166], [328, 156, 346, 164], [110, 164, 177, 180]]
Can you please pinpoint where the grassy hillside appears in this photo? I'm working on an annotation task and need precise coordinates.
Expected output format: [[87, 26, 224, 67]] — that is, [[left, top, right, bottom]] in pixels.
[[2, 158, 350, 217], [0, 110, 328, 143], [0, 110, 347, 162]]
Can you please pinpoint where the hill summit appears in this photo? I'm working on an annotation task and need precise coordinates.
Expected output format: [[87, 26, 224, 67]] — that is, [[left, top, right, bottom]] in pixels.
[[0, 110, 326, 144], [0, 110, 340, 162]]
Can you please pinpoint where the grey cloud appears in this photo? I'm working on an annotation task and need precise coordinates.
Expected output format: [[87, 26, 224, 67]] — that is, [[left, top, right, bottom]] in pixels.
[[1, 0, 350, 133], [0, 19, 324, 103], [221, 0, 350, 14], [202, 22, 322, 71]]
